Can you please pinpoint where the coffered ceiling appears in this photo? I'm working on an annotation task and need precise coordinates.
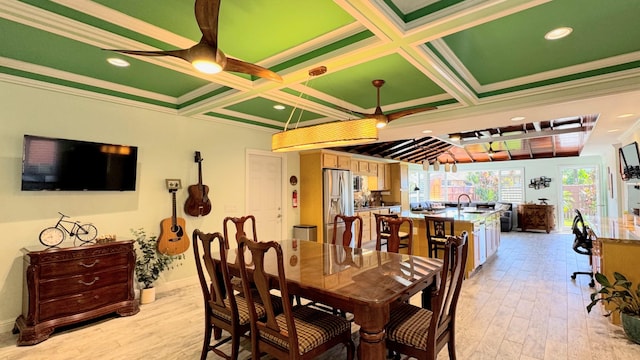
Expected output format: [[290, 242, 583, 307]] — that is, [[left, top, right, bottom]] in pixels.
[[2, 0, 639, 159]]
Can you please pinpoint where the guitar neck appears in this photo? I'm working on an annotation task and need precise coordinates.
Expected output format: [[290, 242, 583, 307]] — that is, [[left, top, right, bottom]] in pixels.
[[171, 191, 177, 227]]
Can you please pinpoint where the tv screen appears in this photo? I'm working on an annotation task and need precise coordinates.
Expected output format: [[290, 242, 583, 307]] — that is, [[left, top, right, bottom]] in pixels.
[[619, 141, 640, 181], [21, 135, 138, 191]]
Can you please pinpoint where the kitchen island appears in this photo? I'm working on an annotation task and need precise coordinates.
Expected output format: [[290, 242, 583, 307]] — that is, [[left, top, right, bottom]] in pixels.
[[401, 209, 501, 277]]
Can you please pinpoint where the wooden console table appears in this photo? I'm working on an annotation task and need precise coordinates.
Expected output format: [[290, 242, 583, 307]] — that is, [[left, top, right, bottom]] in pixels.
[[13, 241, 139, 345], [518, 204, 555, 233]]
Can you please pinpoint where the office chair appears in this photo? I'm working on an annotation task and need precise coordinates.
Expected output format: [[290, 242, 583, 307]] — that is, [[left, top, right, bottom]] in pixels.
[[570, 209, 595, 288]]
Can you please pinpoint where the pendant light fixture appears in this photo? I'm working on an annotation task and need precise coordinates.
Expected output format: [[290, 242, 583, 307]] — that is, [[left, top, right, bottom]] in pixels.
[[422, 159, 429, 171], [433, 159, 440, 171], [271, 66, 379, 152]]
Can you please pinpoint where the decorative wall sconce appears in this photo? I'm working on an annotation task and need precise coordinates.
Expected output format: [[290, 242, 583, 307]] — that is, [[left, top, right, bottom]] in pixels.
[[529, 176, 551, 189]]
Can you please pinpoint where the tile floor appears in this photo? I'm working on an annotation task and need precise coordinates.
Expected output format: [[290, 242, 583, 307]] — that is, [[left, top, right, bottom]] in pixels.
[[1, 231, 639, 359]]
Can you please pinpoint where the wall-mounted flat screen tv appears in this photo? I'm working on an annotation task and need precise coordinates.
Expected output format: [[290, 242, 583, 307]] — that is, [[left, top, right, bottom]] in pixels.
[[21, 135, 138, 191], [619, 141, 640, 181]]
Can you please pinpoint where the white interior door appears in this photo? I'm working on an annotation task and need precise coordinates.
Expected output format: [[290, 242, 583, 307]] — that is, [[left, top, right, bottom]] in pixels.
[[247, 151, 283, 241]]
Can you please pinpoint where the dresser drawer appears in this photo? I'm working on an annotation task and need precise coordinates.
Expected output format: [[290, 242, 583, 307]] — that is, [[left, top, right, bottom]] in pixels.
[[39, 252, 129, 279], [39, 266, 130, 299], [39, 283, 130, 322]]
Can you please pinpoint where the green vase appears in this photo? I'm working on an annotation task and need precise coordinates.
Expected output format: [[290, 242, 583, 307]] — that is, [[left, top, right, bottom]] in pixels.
[[621, 313, 640, 345]]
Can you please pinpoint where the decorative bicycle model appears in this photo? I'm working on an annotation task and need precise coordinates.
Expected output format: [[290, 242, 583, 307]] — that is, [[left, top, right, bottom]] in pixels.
[[39, 212, 98, 247]]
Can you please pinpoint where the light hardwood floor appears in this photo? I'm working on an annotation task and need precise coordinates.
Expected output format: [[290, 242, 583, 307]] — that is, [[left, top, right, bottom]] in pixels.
[[1, 232, 639, 359]]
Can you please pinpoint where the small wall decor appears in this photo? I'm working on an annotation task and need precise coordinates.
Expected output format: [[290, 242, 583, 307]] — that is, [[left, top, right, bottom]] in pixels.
[[529, 176, 551, 189]]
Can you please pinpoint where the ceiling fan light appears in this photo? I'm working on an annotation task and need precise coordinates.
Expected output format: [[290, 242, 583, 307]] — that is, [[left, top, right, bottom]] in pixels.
[[376, 119, 387, 129], [192, 60, 223, 74]]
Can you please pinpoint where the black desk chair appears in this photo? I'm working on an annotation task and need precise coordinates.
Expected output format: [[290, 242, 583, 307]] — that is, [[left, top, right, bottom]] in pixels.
[[570, 209, 595, 288]]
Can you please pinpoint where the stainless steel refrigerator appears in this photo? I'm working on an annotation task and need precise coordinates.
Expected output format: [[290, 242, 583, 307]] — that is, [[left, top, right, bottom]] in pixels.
[[323, 168, 354, 243]]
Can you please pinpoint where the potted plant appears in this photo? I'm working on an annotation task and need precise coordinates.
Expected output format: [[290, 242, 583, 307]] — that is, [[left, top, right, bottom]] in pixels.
[[587, 271, 640, 344], [132, 228, 183, 304]]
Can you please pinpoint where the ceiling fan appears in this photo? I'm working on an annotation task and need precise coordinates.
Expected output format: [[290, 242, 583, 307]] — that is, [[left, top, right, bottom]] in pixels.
[[338, 79, 437, 128], [103, 0, 282, 82]]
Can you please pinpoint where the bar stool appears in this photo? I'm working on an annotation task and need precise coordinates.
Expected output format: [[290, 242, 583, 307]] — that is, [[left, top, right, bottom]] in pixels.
[[375, 216, 413, 254], [373, 213, 410, 251], [424, 216, 455, 259]]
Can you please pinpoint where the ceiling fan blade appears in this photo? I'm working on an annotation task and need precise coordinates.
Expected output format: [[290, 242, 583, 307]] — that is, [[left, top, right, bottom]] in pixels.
[[331, 104, 371, 118], [194, 0, 220, 48], [224, 57, 283, 82], [105, 48, 190, 62], [387, 106, 437, 122]]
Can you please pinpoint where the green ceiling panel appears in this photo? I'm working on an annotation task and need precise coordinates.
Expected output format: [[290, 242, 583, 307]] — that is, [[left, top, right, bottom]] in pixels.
[[19, 0, 173, 50], [383, 0, 465, 23], [309, 54, 445, 108], [0, 18, 209, 97], [92, 0, 356, 63], [0, 66, 176, 109], [224, 97, 325, 124], [443, 0, 640, 85]]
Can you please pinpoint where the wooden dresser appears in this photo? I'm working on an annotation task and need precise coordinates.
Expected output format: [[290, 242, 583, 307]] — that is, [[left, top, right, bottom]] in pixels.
[[517, 204, 555, 233], [13, 241, 139, 345]]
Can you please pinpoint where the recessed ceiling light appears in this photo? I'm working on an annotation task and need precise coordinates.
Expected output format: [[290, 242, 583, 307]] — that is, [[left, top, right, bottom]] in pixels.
[[607, 129, 620, 133], [273, 104, 286, 110], [510, 116, 526, 121], [421, 129, 433, 134], [617, 113, 635, 118], [545, 27, 573, 40], [107, 58, 130, 67]]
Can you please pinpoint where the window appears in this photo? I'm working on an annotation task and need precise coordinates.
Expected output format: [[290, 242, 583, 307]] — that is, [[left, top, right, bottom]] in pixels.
[[427, 168, 524, 203]]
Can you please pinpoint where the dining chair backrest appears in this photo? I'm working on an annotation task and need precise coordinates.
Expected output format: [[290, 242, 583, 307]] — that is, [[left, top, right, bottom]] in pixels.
[[424, 216, 455, 258], [236, 237, 298, 354], [331, 214, 363, 248], [432, 231, 468, 338], [223, 215, 257, 247], [193, 229, 247, 359], [376, 216, 413, 254]]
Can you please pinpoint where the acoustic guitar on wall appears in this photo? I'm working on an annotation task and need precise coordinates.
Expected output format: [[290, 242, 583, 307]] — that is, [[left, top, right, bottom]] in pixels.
[[158, 189, 190, 255], [184, 151, 212, 217]]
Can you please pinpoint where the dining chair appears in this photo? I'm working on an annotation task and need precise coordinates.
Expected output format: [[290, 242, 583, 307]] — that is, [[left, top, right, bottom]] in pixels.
[[192, 229, 251, 360], [375, 216, 413, 254], [385, 231, 469, 360], [331, 214, 363, 248], [236, 236, 355, 360], [374, 213, 411, 251], [423, 216, 455, 259], [223, 215, 258, 246]]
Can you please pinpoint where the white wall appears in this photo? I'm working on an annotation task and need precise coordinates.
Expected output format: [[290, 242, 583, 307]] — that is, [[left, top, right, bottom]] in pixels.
[[0, 81, 300, 330]]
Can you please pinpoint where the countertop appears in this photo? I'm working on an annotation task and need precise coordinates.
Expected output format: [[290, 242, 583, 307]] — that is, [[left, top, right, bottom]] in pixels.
[[588, 216, 640, 243], [354, 205, 401, 212], [400, 208, 499, 222]]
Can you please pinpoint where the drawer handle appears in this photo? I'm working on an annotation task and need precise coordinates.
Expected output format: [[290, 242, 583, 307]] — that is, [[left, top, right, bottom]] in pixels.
[[79, 260, 99, 268], [79, 277, 99, 286]]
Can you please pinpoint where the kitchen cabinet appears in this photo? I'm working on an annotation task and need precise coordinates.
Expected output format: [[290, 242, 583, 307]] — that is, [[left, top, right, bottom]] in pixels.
[[377, 163, 389, 190], [388, 163, 409, 207], [322, 153, 351, 170], [368, 162, 378, 176], [355, 210, 371, 244], [14, 241, 139, 345], [358, 161, 369, 173], [350, 160, 359, 172]]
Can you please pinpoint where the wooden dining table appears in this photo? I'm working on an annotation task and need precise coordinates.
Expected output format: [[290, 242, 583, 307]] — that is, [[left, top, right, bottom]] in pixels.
[[221, 239, 443, 360]]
